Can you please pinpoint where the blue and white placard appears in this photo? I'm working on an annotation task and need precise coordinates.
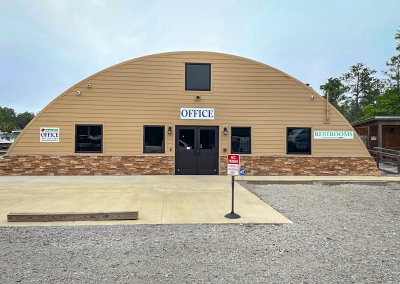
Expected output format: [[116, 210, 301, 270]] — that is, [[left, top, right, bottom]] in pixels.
[[239, 169, 245, 176], [40, 127, 60, 142], [180, 108, 214, 120]]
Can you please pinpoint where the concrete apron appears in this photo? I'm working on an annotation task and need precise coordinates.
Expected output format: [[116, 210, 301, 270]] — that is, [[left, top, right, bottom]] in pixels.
[[0, 176, 291, 227]]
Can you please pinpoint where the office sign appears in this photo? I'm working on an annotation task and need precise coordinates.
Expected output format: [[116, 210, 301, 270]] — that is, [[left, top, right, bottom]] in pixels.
[[40, 127, 59, 142], [227, 154, 240, 176], [314, 131, 354, 139], [180, 108, 214, 120]]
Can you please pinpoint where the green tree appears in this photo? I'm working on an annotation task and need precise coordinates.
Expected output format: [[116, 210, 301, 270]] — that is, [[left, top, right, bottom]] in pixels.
[[0, 122, 16, 140], [340, 99, 358, 122], [341, 63, 378, 121], [320, 78, 348, 111], [15, 111, 35, 129], [360, 77, 385, 108], [0, 107, 16, 124], [0, 106, 35, 130], [395, 26, 400, 51], [362, 89, 400, 118], [382, 54, 400, 95]]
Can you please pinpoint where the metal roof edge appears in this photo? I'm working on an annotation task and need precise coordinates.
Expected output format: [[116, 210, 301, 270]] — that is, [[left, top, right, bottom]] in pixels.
[[352, 116, 400, 126]]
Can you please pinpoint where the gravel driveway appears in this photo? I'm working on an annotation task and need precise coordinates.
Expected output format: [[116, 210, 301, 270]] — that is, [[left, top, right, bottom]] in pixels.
[[1, 182, 399, 283]]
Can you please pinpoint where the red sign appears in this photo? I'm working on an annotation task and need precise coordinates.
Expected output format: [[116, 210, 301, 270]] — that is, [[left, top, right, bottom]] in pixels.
[[227, 155, 240, 176], [228, 155, 240, 164]]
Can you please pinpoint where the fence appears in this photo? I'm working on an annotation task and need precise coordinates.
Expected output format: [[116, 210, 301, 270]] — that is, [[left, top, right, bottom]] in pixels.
[[369, 147, 400, 173]]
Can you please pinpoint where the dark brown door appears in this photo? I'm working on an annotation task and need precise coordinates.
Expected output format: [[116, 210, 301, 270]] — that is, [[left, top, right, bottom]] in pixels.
[[175, 126, 219, 175]]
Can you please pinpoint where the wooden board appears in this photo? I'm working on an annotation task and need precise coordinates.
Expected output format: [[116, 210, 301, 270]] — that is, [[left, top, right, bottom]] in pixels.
[[7, 211, 138, 222]]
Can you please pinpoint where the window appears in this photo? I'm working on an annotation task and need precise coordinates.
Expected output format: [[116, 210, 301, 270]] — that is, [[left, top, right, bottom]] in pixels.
[[144, 126, 165, 153], [185, 63, 211, 91], [200, 129, 216, 149], [178, 129, 194, 150], [231, 127, 251, 154], [286, 127, 311, 154], [75, 125, 102, 153]]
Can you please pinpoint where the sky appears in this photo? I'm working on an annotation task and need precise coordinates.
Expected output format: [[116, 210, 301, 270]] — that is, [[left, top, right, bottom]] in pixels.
[[1, 0, 399, 114]]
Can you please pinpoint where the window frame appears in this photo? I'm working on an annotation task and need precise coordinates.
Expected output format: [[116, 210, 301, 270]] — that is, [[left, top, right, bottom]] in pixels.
[[231, 127, 251, 154], [143, 125, 165, 154], [286, 127, 312, 155], [75, 124, 103, 154], [185, 63, 211, 91]]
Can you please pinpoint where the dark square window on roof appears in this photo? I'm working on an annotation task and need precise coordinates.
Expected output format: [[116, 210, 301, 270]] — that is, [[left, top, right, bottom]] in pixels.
[[185, 63, 211, 91]]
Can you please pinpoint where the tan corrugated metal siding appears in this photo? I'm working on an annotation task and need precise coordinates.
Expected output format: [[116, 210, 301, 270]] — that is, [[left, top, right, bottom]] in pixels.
[[7, 51, 369, 157]]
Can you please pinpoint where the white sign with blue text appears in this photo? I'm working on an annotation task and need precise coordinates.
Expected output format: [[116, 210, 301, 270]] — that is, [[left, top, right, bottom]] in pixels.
[[180, 108, 214, 120], [40, 127, 60, 142]]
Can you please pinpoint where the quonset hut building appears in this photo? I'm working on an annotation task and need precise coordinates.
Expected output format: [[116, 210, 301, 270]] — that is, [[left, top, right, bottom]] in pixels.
[[0, 52, 379, 176]]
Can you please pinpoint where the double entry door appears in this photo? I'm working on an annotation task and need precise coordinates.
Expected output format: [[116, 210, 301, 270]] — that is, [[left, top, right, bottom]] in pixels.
[[175, 126, 219, 175]]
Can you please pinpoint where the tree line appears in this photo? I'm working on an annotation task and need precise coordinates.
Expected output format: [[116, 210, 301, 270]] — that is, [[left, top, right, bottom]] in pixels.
[[319, 26, 400, 123], [0, 106, 35, 135]]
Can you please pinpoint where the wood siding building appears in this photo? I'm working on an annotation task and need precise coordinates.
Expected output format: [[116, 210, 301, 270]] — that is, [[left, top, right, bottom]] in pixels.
[[352, 116, 400, 151], [0, 51, 379, 176]]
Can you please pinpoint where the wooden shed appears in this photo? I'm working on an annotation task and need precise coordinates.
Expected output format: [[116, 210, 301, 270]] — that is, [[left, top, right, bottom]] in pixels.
[[352, 116, 400, 151], [0, 51, 378, 176]]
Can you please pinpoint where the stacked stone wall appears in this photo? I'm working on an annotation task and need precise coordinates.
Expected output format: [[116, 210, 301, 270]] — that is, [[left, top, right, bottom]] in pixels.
[[0, 155, 174, 176], [0, 155, 379, 176], [219, 156, 379, 176]]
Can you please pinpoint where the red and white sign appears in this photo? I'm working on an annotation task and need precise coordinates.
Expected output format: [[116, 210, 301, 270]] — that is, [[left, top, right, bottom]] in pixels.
[[227, 154, 240, 176]]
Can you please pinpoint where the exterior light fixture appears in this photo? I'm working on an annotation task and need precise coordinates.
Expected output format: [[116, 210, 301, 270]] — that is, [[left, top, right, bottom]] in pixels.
[[223, 127, 228, 135], [168, 127, 172, 135]]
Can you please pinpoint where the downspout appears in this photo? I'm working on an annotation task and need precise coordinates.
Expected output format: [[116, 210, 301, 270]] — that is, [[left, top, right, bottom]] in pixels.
[[324, 91, 330, 124]]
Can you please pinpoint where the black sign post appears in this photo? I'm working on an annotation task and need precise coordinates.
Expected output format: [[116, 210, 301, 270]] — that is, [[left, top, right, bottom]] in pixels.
[[225, 175, 241, 219]]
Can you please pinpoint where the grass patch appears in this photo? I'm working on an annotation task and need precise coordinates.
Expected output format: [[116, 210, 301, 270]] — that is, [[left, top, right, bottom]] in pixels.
[[0, 152, 6, 156]]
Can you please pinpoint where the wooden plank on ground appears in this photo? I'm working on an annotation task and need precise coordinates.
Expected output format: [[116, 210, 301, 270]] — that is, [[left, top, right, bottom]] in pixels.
[[7, 211, 138, 222]]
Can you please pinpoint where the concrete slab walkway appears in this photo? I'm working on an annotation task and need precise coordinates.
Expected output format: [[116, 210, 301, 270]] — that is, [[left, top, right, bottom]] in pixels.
[[0, 176, 291, 227]]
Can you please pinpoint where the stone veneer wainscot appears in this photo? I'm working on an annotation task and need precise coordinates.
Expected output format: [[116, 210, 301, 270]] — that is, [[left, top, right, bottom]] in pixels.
[[0, 155, 174, 176], [219, 156, 380, 176], [0, 155, 379, 176]]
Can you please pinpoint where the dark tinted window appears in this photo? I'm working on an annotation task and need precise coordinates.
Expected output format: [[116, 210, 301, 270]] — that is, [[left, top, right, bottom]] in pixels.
[[185, 63, 211, 91], [200, 129, 216, 149], [178, 129, 194, 150], [75, 125, 102, 153], [231, 127, 251, 154], [144, 126, 164, 153], [287, 127, 311, 154]]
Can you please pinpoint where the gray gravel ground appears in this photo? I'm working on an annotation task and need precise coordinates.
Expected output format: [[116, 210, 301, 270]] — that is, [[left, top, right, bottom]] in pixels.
[[1, 182, 400, 284]]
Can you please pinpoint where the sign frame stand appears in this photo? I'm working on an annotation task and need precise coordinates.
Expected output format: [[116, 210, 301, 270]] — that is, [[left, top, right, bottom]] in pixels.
[[225, 154, 241, 219], [225, 176, 240, 219], [225, 176, 241, 219]]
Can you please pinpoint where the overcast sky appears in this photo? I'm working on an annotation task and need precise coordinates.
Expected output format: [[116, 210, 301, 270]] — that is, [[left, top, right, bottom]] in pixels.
[[1, 0, 399, 114]]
